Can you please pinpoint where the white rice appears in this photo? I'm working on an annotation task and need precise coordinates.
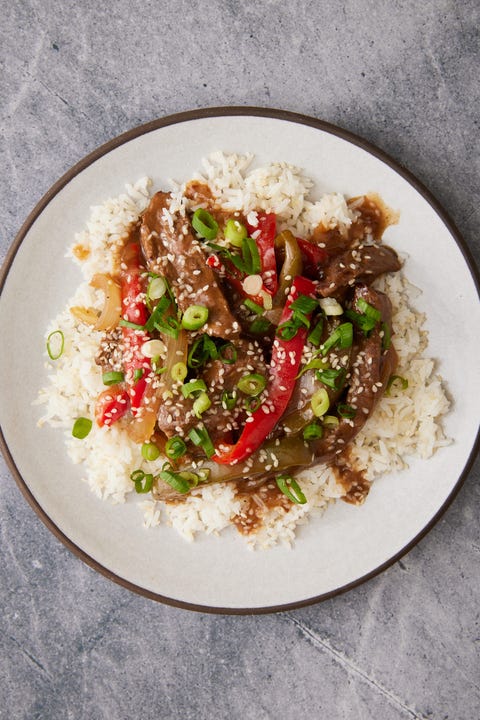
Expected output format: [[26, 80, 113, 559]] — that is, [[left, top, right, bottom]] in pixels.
[[36, 154, 450, 549]]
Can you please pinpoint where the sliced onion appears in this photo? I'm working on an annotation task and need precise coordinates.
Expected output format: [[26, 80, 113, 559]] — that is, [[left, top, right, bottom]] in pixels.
[[70, 274, 122, 330], [90, 274, 122, 330], [70, 306, 99, 325]]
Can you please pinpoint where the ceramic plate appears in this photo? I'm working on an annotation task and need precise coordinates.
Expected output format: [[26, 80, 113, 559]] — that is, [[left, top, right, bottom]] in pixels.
[[1, 108, 479, 613]]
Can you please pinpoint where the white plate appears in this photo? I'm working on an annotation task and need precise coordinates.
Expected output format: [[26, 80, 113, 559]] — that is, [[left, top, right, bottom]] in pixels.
[[1, 108, 479, 613]]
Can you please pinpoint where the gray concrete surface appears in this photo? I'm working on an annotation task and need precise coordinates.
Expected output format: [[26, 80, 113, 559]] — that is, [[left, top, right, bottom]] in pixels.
[[1, 1, 479, 718]]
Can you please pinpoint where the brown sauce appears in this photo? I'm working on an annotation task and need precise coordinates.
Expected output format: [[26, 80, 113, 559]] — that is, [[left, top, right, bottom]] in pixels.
[[232, 478, 292, 535], [310, 194, 396, 253], [332, 450, 371, 506], [184, 180, 246, 230]]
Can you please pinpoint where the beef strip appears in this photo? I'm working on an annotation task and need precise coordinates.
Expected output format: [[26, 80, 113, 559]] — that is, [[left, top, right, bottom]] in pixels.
[[310, 285, 397, 463], [140, 192, 241, 340], [155, 336, 268, 442], [316, 243, 401, 298]]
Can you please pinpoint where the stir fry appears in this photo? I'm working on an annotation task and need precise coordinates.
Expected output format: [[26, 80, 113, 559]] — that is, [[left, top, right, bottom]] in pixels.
[[75, 182, 401, 506]]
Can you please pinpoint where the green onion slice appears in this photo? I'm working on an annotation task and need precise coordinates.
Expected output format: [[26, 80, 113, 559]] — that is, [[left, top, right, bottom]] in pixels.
[[219, 341, 237, 365], [311, 388, 330, 417], [237, 373, 267, 397], [321, 322, 353, 355], [276, 319, 300, 341], [357, 297, 382, 322], [276, 475, 307, 504], [323, 414, 340, 427], [337, 403, 357, 419], [307, 318, 324, 346], [188, 425, 215, 458], [249, 317, 272, 335], [193, 391, 211, 418], [187, 334, 218, 369], [119, 319, 145, 330], [289, 294, 319, 316], [315, 367, 346, 390], [386, 374, 408, 395], [296, 356, 329, 379], [102, 370, 125, 386], [147, 276, 167, 302], [158, 467, 191, 494], [182, 305, 209, 331], [72, 417, 92, 439], [192, 208, 219, 241], [133, 368, 144, 382], [165, 436, 187, 460], [141, 442, 161, 462], [221, 389, 237, 410], [245, 396, 262, 413], [181, 379, 207, 398], [130, 469, 154, 494], [224, 219, 248, 247], [381, 321, 391, 350], [243, 236, 262, 275], [303, 422, 324, 440], [243, 298, 264, 315], [46, 330, 65, 360], [171, 361, 187, 383]]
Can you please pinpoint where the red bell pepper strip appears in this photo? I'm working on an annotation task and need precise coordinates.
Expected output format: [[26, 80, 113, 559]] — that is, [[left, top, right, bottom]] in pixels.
[[297, 238, 328, 277], [120, 242, 152, 416], [246, 212, 278, 294], [214, 275, 317, 465], [95, 386, 130, 427]]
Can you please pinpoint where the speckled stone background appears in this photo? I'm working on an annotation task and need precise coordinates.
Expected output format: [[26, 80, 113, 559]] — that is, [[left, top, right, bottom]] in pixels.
[[1, 1, 479, 719]]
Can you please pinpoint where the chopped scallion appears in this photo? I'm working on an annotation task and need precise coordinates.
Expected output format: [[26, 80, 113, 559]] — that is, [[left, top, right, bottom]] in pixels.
[[315, 367, 346, 390], [193, 391, 211, 418], [237, 373, 266, 397], [249, 317, 272, 335], [276, 475, 307, 504], [321, 322, 353, 355], [147, 276, 167, 302], [303, 422, 324, 440], [386, 374, 408, 395], [102, 370, 125, 386], [221, 389, 237, 410], [219, 341, 237, 365], [72, 417, 92, 439], [165, 436, 187, 460], [182, 305, 209, 331], [307, 318, 324, 346], [289, 294, 319, 316], [181, 378, 207, 398], [337, 403, 357, 419], [311, 388, 330, 417], [224, 219, 248, 247], [171, 362, 187, 383], [188, 425, 215, 458], [192, 208, 218, 241], [141, 442, 161, 462], [130, 469, 154, 493], [243, 298, 264, 315], [158, 467, 191, 494], [46, 330, 65, 360]]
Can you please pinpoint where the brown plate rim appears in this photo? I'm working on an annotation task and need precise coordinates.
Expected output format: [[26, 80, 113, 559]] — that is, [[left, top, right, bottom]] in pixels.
[[1, 106, 479, 614]]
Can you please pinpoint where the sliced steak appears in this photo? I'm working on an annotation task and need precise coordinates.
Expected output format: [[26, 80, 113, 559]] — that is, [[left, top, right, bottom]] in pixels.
[[311, 285, 397, 462], [140, 192, 241, 340], [316, 243, 401, 297]]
